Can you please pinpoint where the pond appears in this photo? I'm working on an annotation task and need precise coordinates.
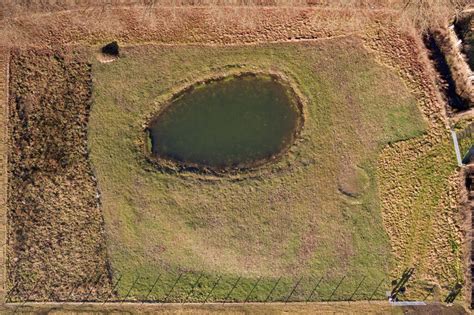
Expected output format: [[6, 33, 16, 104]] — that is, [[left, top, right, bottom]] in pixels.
[[148, 74, 303, 170]]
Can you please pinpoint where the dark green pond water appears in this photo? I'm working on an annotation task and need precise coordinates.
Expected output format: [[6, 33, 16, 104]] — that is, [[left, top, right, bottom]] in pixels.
[[148, 74, 302, 169]]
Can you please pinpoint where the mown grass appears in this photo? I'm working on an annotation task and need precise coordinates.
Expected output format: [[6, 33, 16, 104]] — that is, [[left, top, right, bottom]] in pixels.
[[89, 36, 428, 302]]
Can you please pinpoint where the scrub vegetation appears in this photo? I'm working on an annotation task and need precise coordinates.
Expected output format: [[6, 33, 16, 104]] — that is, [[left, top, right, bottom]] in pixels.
[[7, 48, 110, 301]]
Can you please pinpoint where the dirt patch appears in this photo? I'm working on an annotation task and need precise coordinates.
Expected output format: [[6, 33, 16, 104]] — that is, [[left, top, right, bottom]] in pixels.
[[0, 301, 470, 315], [7, 48, 111, 301]]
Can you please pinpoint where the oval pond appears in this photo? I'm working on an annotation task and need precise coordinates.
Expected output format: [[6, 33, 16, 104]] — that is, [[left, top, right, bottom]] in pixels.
[[148, 74, 302, 169]]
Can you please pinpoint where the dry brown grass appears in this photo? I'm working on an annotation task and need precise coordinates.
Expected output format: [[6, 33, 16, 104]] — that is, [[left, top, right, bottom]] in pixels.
[[430, 27, 473, 109], [364, 24, 465, 300], [0, 0, 470, 34], [7, 48, 111, 301], [0, 47, 9, 301], [0, 6, 377, 48]]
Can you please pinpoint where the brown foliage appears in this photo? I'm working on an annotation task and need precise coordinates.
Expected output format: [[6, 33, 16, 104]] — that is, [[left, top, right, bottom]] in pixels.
[[431, 27, 474, 109], [0, 0, 471, 32], [7, 48, 111, 301]]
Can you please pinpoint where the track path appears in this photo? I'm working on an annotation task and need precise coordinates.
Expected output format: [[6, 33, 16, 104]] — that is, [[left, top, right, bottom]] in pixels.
[[0, 46, 8, 302]]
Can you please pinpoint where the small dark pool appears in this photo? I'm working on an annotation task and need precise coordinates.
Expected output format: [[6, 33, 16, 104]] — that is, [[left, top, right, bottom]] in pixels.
[[148, 74, 302, 170]]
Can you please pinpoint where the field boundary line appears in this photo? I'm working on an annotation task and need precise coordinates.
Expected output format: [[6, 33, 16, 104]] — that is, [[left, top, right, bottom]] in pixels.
[[111, 33, 359, 48], [0, 46, 8, 302]]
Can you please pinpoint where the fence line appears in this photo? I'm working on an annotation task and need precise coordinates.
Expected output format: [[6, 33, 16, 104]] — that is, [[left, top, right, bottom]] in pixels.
[[4, 266, 464, 309]]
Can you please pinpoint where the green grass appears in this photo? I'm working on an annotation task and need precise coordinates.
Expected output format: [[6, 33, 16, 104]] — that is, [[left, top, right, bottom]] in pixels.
[[89, 37, 428, 302]]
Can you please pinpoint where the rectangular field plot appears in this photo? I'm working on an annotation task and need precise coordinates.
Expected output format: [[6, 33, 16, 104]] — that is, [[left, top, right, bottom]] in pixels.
[[88, 38, 438, 302]]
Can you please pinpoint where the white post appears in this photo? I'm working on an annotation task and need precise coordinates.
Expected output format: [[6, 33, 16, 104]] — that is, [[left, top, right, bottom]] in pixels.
[[451, 129, 463, 167]]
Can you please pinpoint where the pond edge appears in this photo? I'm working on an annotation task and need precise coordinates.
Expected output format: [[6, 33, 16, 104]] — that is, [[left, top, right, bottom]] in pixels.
[[139, 68, 309, 179]]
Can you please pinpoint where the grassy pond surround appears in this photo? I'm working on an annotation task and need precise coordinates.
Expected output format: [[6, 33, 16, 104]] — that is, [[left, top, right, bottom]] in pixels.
[[90, 41, 443, 301]]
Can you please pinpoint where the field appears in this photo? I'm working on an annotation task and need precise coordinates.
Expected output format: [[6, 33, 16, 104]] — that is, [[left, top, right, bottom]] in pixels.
[[0, 2, 470, 311], [89, 37, 427, 302]]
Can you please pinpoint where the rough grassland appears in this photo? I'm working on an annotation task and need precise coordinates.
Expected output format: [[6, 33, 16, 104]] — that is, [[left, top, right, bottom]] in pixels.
[[366, 27, 465, 300], [0, 4, 467, 306], [7, 49, 110, 301], [0, 6, 384, 47], [89, 36, 434, 302]]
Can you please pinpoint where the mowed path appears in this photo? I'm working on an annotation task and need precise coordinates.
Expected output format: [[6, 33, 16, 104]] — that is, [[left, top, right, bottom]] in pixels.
[[0, 46, 8, 301]]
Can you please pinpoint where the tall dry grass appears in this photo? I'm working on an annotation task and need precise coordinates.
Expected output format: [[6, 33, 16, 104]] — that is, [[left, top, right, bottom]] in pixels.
[[397, 0, 470, 31], [431, 27, 473, 109], [0, 0, 471, 32]]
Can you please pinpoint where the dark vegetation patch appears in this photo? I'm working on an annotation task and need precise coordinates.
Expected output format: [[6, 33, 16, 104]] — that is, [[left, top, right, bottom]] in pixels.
[[423, 32, 470, 111], [7, 48, 111, 301], [454, 12, 474, 69], [102, 41, 120, 57]]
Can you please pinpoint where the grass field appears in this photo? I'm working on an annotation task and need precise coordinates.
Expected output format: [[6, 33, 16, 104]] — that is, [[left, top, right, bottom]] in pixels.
[[0, 2, 468, 308], [88, 36, 440, 302]]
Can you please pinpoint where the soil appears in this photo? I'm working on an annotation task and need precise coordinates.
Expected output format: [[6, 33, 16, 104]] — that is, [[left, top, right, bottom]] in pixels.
[[0, 301, 469, 315]]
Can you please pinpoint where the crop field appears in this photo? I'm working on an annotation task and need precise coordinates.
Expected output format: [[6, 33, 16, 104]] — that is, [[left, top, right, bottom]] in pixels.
[[0, 1, 470, 312]]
